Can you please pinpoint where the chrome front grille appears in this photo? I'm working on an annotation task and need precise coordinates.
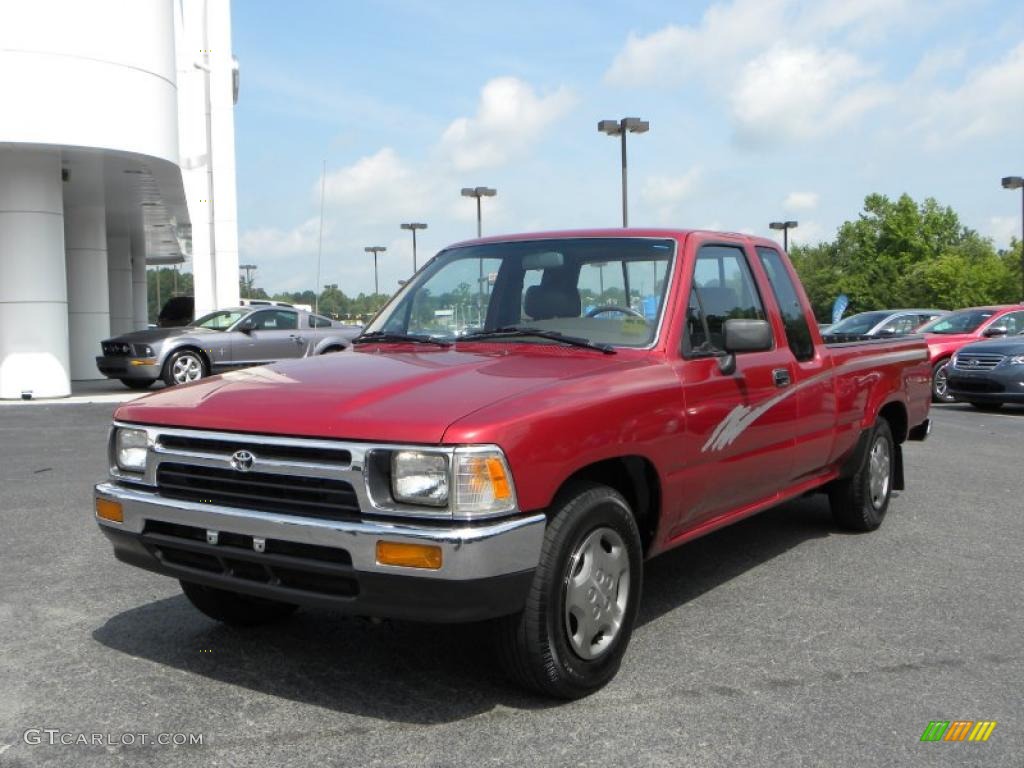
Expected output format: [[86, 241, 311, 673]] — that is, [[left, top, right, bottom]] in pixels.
[[954, 353, 1005, 371]]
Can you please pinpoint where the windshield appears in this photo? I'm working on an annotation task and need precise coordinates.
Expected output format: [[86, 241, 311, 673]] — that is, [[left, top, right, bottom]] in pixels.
[[192, 309, 247, 330], [365, 238, 675, 348], [828, 311, 891, 335], [920, 309, 995, 335]]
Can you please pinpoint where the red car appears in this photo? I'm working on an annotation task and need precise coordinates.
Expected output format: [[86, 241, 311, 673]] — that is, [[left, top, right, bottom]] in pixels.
[[94, 229, 932, 698], [920, 305, 1024, 402]]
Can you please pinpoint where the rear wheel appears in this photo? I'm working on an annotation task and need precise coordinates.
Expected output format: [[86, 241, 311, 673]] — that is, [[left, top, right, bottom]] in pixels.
[[494, 483, 642, 699], [829, 420, 894, 532], [969, 401, 1003, 412], [179, 581, 298, 626], [931, 360, 955, 403], [163, 349, 208, 386], [119, 379, 155, 390]]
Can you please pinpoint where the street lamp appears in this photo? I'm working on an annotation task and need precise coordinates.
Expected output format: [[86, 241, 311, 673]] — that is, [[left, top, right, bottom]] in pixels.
[[400, 222, 428, 272], [769, 220, 799, 251], [364, 246, 386, 295], [460, 187, 496, 237], [239, 263, 257, 299], [598, 117, 649, 227], [1001, 176, 1024, 301]]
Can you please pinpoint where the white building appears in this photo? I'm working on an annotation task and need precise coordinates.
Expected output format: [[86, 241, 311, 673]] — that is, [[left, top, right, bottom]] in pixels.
[[0, 0, 240, 399]]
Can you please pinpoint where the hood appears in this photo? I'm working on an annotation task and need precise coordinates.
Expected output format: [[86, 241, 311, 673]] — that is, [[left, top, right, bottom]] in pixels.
[[114, 346, 626, 444], [105, 326, 219, 344], [956, 335, 1024, 356]]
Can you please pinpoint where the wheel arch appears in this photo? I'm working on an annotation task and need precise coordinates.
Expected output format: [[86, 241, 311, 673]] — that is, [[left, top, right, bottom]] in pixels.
[[548, 455, 661, 555], [162, 344, 211, 374]]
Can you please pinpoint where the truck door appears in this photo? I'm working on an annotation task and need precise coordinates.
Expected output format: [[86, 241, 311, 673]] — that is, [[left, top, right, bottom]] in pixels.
[[671, 240, 796, 528], [754, 246, 837, 482]]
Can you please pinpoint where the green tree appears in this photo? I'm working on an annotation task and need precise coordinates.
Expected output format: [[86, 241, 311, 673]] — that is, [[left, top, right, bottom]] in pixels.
[[790, 193, 1017, 318]]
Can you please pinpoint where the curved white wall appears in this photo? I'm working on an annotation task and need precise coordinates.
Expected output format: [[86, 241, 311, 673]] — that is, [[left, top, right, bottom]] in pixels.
[[0, 0, 179, 163], [0, 149, 71, 399]]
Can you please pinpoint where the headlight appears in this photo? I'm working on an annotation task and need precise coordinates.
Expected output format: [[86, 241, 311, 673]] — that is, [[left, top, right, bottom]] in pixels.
[[1010, 355, 1024, 365], [453, 448, 516, 516], [115, 428, 148, 472], [391, 451, 449, 506], [134, 344, 154, 357]]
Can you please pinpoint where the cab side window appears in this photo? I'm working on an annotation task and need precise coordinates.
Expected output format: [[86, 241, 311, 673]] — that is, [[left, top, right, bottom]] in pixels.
[[685, 245, 767, 355], [755, 247, 814, 361], [997, 311, 1024, 335]]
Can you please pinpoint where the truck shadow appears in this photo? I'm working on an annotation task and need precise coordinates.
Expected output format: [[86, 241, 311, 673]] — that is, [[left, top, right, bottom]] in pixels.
[[91, 494, 834, 724]]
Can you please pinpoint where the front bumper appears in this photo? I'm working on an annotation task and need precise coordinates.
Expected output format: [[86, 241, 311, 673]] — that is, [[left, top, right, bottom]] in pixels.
[[948, 371, 1024, 403], [96, 356, 161, 380], [94, 482, 545, 622]]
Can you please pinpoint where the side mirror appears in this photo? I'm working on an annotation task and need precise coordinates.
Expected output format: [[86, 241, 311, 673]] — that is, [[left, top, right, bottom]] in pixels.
[[715, 319, 773, 376], [724, 319, 773, 353], [238, 320, 255, 334], [983, 326, 1008, 337]]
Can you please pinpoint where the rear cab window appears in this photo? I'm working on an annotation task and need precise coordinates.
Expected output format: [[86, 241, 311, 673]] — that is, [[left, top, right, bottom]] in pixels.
[[755, 246, 814, 360]]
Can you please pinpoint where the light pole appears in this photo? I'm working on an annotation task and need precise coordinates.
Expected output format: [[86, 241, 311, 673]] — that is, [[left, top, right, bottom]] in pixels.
[[769, 220, 799, 251], [315, 157, 326, 314], [598, 117, 649, 227], [461, 187, 496, 327], [364, 246, 386, 296], [239, 263, 257, 299], [400, 222, 428, 272], [461, 187, 496, 237], [1001, 176, 1024, 301]]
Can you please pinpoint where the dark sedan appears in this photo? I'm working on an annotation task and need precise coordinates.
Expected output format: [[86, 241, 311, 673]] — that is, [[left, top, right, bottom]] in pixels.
[[947, 332, 1024, 410], [96, 306, 360, 389]]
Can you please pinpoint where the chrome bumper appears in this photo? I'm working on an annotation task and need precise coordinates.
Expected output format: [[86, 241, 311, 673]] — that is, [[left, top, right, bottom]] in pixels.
[[94, 482, 546, 581]]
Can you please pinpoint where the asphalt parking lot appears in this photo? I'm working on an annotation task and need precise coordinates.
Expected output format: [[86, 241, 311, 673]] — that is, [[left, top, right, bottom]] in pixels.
[[1, 403, 1020, 767]]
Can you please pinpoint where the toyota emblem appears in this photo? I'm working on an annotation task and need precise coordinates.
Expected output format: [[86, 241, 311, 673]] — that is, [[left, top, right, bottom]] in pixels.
[[231, 449, 255, 472]]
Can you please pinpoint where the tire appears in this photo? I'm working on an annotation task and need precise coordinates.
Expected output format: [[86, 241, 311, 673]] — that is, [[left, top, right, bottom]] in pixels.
[[829, 420, 895, 532], [320, 345, 344, 354], [931, 360, 955, 403], [162, 348, 208, 386], [119, 379, 155, 390], [969, 401, 1003, 412], [179, 580, 298, 627], [494, 482, 643, 699]]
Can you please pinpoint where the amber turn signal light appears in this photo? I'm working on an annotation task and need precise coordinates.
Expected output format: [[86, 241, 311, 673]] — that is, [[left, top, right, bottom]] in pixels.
[[95, 497, 124, 523], [375, 541, 442, 570]]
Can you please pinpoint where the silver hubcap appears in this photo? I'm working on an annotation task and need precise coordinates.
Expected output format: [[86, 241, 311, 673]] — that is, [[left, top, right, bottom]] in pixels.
[[563, 527, 630, 661], [934, 365, 948, 397], [868, 436, 891, 510], [172, 354, 203, 384]]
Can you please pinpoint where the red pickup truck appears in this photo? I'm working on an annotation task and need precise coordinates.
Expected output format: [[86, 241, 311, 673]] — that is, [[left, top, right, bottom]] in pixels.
[[95, 229, 932, 698]]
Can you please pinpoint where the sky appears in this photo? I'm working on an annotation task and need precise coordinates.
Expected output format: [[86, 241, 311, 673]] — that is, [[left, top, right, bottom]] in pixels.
[[229, 0, 1024, 297]]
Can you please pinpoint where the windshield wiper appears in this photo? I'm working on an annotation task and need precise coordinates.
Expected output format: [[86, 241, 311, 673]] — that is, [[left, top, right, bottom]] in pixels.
[[352, 331, 452, 347], [461, 326, 615, 354]]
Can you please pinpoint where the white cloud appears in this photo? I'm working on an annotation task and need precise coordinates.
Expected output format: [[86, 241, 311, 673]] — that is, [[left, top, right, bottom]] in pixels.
[[440, 77, 576, 171], [240, 217, 321, 258], [321, 147, 435, 220], [986, 215, 1022, 248], [641, 168, 701, 225], [604, 0, 929, 147], [784, 192, 820, 211], [730, 45, 892, 147], [911, 42, 1024, 149]]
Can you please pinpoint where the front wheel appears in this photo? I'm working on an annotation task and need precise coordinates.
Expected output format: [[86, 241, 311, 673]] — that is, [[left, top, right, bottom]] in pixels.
[[931, 360, 955, 403], [163, 349, 208, 386], [494, 483, 642, 699], [829, 420, 894, 532], [179, 581, 298, 626]]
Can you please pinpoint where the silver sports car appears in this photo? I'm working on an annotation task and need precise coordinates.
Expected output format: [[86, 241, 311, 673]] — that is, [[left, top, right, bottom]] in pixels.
[[96, 306, 361, 389]]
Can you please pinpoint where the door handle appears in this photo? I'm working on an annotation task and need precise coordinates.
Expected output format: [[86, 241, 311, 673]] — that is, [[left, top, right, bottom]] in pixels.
[[772, 368, 791, 388]]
